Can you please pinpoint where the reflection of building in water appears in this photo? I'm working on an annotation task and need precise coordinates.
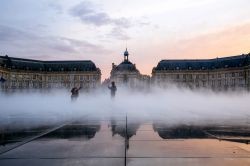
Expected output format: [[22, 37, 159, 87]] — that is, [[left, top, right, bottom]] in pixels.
[[110, 118, 140, 149], [110, 49, 150, 89], [153, 124, 207, 139], [0, 124, 101, 145], [153, 123, 250, 144], [110, 119, 140, 138], [152, 54, 250, 90], [44, 125, 101, 139], [0, 55, 101, 90]]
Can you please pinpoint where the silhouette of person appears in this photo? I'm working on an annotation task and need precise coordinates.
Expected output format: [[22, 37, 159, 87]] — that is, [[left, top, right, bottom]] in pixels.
[[0, 76, 6, 83], [71, 86, 81, 101], [108, 81, 117, 98]]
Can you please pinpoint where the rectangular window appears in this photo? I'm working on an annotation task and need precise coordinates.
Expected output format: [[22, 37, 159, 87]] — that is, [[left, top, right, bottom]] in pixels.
[[33, 75, 36, 80], [218, 80, 221, 86], [18, 75, 23, 80], [11, 74, 16, 79], [202, 81, 206, 87]]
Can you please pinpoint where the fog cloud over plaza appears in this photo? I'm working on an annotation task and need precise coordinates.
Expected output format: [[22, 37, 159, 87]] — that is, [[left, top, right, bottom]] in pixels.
[[1, 86, 250, 130]]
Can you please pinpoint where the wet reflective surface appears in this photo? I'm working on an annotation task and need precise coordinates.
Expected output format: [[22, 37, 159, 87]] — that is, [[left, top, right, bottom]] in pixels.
[[1, 116, 250, 166]]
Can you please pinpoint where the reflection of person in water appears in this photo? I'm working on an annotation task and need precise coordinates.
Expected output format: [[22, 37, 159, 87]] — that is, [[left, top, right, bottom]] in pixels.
[[110, 118, 140, 150], [71, 86, 81, 101], [108, 81, 117, 98]]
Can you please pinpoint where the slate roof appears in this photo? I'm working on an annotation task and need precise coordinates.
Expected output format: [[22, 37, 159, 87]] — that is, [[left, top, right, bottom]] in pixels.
[[0, 55, 99, 72], [154, 54, 250, 71], [114, 60, 138, 72]]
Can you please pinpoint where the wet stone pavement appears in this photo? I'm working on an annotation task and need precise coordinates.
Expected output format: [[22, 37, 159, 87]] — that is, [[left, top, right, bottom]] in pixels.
[[1, 116, 250, 166]]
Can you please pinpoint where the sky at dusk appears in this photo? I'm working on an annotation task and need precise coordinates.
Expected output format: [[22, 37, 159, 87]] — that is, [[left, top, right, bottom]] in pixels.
[[1, 0, 250, 79]]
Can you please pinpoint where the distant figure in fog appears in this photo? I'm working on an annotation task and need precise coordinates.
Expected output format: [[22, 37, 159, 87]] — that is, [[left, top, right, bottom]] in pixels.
[[108, 81, 117, 98], [0, 76, 6, 83], [71, 86, 81, 101]]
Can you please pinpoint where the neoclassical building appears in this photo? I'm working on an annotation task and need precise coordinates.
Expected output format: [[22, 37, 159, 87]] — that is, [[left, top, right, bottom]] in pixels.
[[152, 54, 250, 90], [110, 49, 150, 89], [0, 55, 101, 90]]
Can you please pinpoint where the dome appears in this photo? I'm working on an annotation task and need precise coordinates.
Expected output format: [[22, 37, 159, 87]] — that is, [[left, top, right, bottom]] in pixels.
[[116, 60, 137, 71]]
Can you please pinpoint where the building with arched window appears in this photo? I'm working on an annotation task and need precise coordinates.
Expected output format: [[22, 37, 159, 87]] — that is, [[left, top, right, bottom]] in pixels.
[[0, 55, 101, 90], [110, 49, 150, 89], [152, 54, 250, 90]]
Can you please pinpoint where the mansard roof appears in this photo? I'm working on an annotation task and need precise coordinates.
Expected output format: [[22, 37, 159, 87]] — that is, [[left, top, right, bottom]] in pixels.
[[0, 55, 99, 72], [154, 54, 250, 71], [115, 60, 138, 71]]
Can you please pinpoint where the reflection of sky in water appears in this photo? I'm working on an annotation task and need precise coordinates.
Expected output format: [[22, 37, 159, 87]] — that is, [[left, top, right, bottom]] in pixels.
[[1, 117, 250, 166]]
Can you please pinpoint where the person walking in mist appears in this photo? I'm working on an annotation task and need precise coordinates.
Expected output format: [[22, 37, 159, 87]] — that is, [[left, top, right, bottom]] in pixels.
[[0, 76, 6, 83], [108, 81, 117, 98], [71, 86, 81, 101]]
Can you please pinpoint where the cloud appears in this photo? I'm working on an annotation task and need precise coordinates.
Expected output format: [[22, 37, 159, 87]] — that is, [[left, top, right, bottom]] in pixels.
[[69, 1, 135, 40], [0, 25, 34, 41], [58, 37, 110, 54], [164, 23, 250, 58], [137, 22, 250, 75], [107, 27, 131, 40], [69, 1, 153, 41], [48, 2, 63, 14], [0, 25, 110, 58], [70, 1, 130, 28]]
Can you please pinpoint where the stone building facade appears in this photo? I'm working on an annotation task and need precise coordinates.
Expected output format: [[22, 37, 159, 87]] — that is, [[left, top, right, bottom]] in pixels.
[[0, 55, 101, 90], [110, 49, 150, 89], [152, 54, 250, 90]]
